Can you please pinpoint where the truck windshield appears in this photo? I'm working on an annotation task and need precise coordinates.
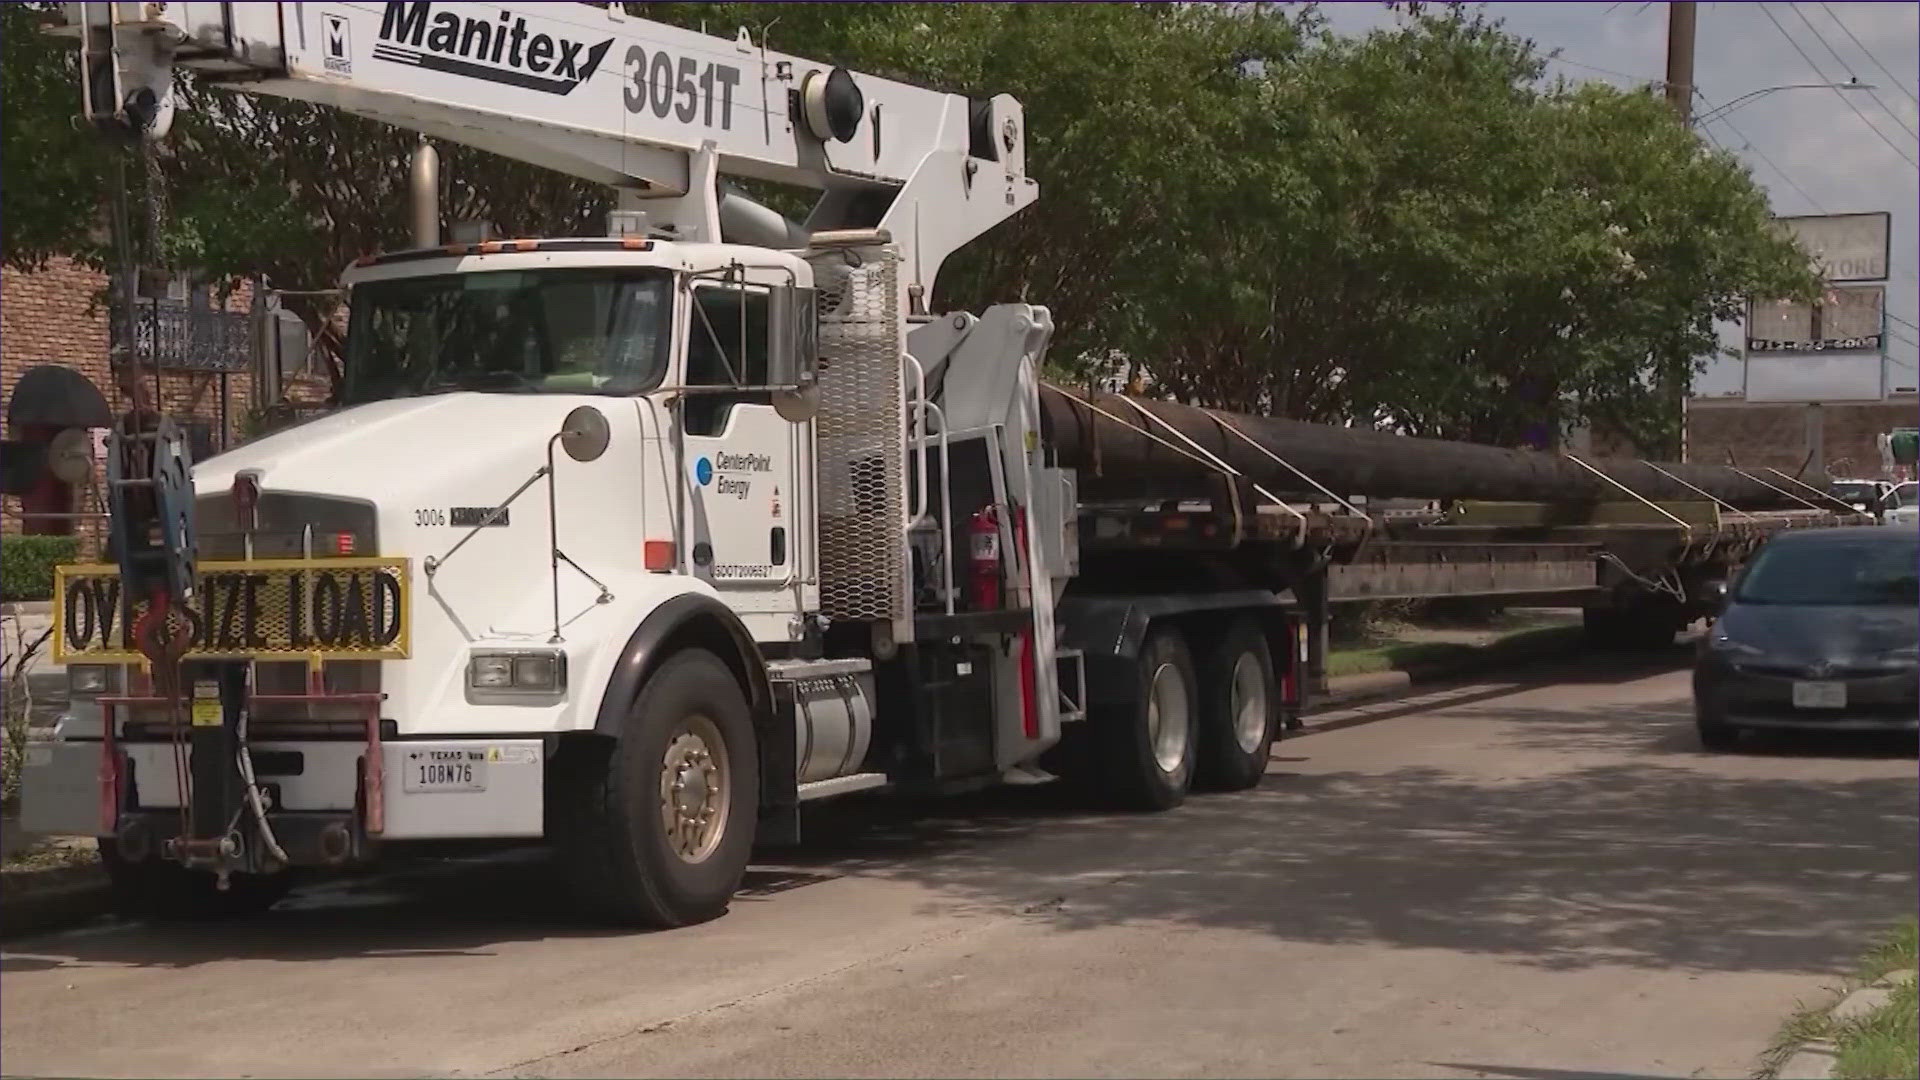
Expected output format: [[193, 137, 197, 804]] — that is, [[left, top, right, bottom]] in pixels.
[[342, 268, 672, 402], [1734, 534, 1920, 607], [1830, 481, 1880, 505]]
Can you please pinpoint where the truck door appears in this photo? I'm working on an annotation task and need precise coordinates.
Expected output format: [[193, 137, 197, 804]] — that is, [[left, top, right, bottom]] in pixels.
[[680, 281, 800, 590]]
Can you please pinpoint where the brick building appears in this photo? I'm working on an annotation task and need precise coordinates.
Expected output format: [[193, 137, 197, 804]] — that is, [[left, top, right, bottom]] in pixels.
[[2, 257, 326, 557], [1687, 395, 1919, 481]]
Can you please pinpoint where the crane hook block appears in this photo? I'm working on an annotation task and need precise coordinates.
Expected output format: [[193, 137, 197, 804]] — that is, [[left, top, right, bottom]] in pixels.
[[106, 413, 199, 609]]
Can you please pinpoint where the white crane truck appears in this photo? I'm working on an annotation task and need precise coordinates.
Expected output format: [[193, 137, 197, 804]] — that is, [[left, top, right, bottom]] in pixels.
[[25, 0, 1320, 928], [26, 2, 1851, 928]]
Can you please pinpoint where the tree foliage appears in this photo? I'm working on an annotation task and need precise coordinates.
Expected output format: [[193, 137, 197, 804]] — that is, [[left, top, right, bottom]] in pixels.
[[2, 1, 1817, 447], [1, 3, 114, 271]]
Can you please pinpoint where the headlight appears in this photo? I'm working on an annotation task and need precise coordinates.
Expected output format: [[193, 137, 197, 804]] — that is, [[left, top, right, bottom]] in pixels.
[[67, 664, 121, 698], [1707, 635, 1765, 658], [469, 656, 515, 689], [513, 656, 559, 690], [466, 650, 567, 700]]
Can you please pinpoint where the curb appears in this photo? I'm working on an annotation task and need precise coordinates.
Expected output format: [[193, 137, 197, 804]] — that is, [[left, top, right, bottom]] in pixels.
[[1317, 670, 1411, 707], [1771, 970, 1916, 1080], [0, 865, 112, 942], [1311, 626, 1584, 714]]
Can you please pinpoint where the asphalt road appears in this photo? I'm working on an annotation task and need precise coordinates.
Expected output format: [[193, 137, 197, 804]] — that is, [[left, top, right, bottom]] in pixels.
[[2, 654, 1914, 1079]]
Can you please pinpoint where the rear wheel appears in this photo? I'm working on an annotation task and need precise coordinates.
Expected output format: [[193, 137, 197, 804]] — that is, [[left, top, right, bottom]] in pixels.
[[1096, 626, 1198, 811], [100, 841, 294, 921], [559, 648, 758, 928], [1195, 619, 1278, 792]]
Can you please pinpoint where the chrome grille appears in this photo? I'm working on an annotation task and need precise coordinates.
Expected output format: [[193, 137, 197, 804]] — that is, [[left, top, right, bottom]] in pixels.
[[194, 492, 378, 559]]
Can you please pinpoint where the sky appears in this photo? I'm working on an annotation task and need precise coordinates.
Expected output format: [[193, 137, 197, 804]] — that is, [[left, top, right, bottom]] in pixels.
[[1316, 0, 1920, 399]]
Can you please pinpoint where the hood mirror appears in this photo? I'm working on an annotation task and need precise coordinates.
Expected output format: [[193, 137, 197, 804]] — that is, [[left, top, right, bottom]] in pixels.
[[559, 406, 611, 463]]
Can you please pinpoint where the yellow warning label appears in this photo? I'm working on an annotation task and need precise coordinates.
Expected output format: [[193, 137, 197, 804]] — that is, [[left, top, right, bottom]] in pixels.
[[190, 699, 221, 727]]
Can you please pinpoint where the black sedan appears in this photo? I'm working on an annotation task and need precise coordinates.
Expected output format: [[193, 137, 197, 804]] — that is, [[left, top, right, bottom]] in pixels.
[[1694, 526, 1919, 749]]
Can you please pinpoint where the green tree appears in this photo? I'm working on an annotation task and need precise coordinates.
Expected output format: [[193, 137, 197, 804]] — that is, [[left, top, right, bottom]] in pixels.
[[1, 2, 113, 270], [1130, 8, 1817, 448]]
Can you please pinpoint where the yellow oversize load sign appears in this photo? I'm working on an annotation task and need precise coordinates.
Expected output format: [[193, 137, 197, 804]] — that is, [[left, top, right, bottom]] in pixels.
[[53, 558, 411, 663]]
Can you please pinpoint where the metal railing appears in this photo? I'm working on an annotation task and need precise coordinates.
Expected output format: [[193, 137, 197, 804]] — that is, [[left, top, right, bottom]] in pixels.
[[111, 299, 253, 373]]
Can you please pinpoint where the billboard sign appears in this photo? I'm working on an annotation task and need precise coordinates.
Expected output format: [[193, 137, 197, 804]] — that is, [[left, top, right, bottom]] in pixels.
[[1775, 211, 1892, 283], [1747, 285, 1885, 355], [1742, 213, 1892, 404]]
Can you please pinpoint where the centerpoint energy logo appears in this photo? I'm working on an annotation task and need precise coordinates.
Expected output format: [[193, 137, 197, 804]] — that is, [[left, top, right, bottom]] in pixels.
[[375, 2, 612, 95]]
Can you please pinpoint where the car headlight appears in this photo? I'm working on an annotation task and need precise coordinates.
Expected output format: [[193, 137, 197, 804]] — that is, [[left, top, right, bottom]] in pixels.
[[1707, 635, 1765, 658], [466, 650, 567, 700]]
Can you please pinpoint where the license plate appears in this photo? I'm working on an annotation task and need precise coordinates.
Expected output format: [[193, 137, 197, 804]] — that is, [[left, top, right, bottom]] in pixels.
[[403, 748, 487, 793], [1792, 681, 1847, 709]]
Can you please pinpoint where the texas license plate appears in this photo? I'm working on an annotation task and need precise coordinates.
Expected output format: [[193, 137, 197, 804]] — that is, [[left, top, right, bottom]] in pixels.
[[1792, 681, 1847, 709], [402, 748, 487, 793]]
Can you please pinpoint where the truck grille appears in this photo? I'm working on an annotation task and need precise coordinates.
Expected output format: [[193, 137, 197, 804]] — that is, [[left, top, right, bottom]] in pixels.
[[194, 491, 378, 560]]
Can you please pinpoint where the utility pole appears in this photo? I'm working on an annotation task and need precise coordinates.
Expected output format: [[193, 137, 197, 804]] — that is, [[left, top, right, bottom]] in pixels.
[[1666, 0, 1697, 461], [1665, 2, 1697, 126]]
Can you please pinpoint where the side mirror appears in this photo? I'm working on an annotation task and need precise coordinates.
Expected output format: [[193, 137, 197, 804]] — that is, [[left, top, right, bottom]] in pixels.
[[1700, 579, 1728, 612], [766, 283, 819, 423], [765, 284, 819, 391]]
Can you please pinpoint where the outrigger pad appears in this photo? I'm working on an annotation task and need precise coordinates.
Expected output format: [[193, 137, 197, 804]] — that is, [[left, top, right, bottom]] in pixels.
[[106, 413, 199, 607]]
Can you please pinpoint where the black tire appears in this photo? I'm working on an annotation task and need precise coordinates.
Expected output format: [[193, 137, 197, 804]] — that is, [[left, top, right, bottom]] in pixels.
[[1195, 618, 1278, 793], [100, 840, 294, 921], [559, 648, 758, 929], [1696, 718, 1740, 751], [1096, 626, 1199, 811], [1694, 696, 1741, 751]]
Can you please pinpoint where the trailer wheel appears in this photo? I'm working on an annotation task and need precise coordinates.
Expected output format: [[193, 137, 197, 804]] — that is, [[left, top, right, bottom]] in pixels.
[[1585, 603, 1685, 651], [560, 648, 758, 929], [100, 840, 293, 921], [1195, 618, 1277, 792], [1097, 626, 1199, 811]]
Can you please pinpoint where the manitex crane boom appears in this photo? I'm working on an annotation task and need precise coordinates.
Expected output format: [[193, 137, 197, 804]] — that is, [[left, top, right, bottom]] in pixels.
[[27, 2, 1855, 930]]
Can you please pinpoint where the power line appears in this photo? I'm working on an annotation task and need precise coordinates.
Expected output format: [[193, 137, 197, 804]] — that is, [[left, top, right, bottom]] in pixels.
[[1816, 1, 1920, 108], [1701, 101, 1828, 211], [1758, 3, 1920, 168], [1543, 52, 1666, 87], [1888, 310, 1920, 334], [1787, 1, 1919, 140]]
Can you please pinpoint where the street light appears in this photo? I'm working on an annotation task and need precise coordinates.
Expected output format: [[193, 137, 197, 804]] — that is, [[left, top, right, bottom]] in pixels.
[[1694, 80, 1877, 125]]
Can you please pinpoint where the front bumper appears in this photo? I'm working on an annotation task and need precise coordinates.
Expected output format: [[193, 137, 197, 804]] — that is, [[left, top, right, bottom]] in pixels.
[[1695, 656, 1920, 733], [21, 736, 547, 857]]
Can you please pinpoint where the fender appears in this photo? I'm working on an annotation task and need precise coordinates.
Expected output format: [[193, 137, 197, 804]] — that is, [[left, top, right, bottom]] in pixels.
[[593, 592, 776, 738], [589, 591, 795, 839], [1057, 590, 1290, 709]]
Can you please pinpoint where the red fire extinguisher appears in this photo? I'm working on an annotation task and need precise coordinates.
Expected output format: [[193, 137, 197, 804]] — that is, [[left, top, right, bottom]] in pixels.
[[968, 505, 1002, 611]]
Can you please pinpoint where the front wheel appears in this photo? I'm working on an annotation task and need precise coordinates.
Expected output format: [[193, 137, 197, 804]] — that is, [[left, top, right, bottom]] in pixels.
[[559, 648, 759, 928]]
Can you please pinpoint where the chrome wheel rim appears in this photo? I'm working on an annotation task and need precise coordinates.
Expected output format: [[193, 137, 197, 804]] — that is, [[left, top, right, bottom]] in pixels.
[[659, 715, 730, 864], [1231, 651, 1269, 755], [1146, 661, 1191, 774]]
